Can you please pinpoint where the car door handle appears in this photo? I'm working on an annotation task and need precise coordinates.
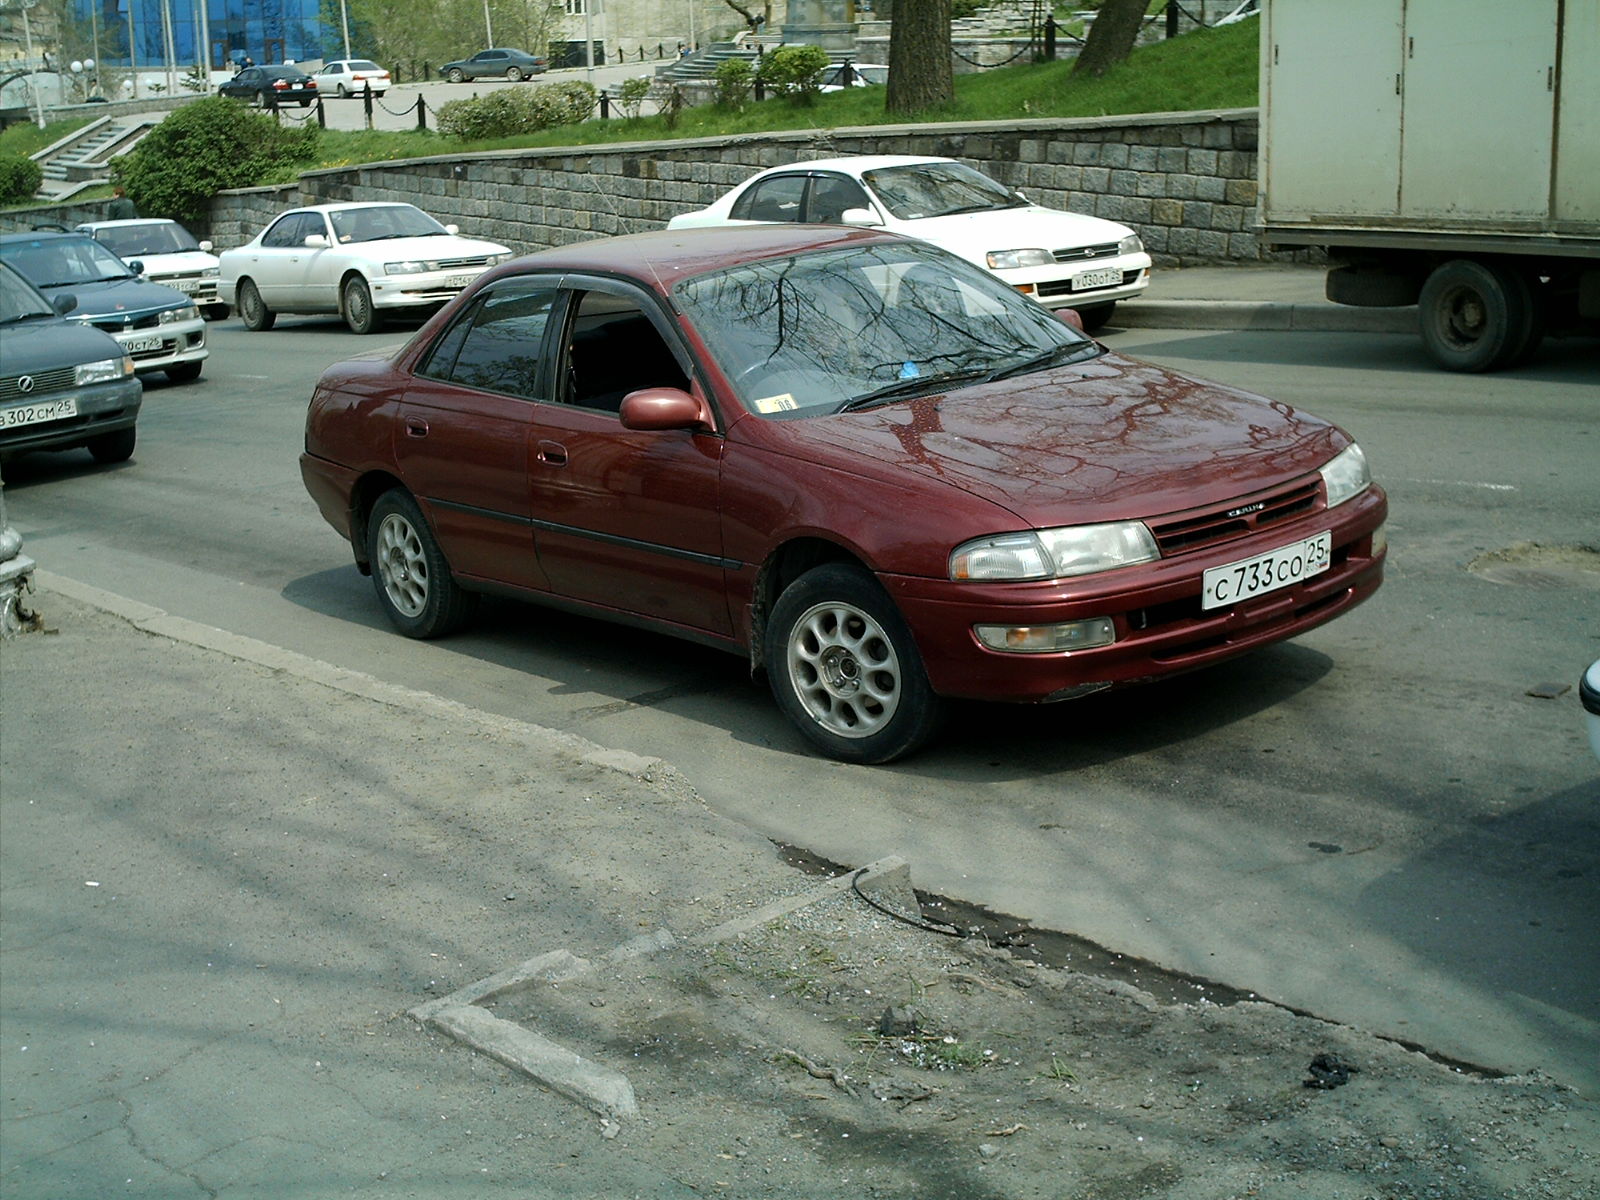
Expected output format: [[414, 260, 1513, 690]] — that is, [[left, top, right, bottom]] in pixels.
[[405, 418, 428, 438], [537, 440, 568, 466]]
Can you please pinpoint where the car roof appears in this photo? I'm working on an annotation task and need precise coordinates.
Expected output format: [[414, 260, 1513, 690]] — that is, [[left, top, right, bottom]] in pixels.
[[751, 155, 958, 177], [277, 201, 419, 216], [0, 230, 94, 245], [507, 224, 904, 289], [77, 218, 179, 230]]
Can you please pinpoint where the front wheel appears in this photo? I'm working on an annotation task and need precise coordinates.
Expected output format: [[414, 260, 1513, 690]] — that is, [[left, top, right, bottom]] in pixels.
[[1074, 301, 1116, 332], [236, 279, 275, 331], [447, 68, 465, 83], [366, 490, 476, 638], [164, 361, 202, 383], [342, 276, 383, 334], [764, 563, 942, 763], [86, 427, 136, 464]]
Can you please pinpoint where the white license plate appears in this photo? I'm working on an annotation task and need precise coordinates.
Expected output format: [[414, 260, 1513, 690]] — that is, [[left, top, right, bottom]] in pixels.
[[1073, 267, 1123, 291], [168, 279, 199, 293], [2, 397, 78, 429], [121, 335, 166, 352], [443, 273, 477, 289], [1202, 531, 1332, 611]]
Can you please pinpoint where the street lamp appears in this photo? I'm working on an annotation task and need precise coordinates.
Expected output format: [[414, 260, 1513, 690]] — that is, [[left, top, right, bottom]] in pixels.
[[483, 0, 494, 47], [339, 0, 351, 58]]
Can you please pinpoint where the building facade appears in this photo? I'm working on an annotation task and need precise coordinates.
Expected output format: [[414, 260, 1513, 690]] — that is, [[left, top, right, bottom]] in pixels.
[[74, 0, 330, 70]]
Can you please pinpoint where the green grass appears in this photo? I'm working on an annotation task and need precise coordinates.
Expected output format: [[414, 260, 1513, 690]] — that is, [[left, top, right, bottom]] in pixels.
[[302, 20, 1257, 169], [0, 116, 96, 159]]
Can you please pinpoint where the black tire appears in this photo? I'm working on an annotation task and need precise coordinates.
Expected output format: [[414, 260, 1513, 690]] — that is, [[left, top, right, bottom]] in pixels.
[[342, 276, 383, 335], [253, 90, 269, 108], [298, 98, 312, 107], [447, 68, 465, 83], [87, 427, 135, 464], [1075, 302, 1116, 332], [165, 361, 203, 383], [506, 66, 525, 82], [204, 304, 230, 321], [1418, 259, 1535, 373], [237, 279, 275, 331], [1326, 264, 1423, 308], [366, 490, 476, 638], [337, 83, 350, 98], [764, 563, 942, 764]]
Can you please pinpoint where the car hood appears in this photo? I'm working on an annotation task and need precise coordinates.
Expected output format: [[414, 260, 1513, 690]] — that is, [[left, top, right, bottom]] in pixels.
[[355, 234, 509, 258], [904, 205, 1135, 260], [0, 317, 128, 371], [752, 352, 1345, 525], [39, 276, 188, 317], [134, 250, 219, 275]]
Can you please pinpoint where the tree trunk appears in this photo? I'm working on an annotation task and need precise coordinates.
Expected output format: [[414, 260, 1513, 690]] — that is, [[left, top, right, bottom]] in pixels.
[[886, 0, 954, 116], [1072, 0, 1149, 77]]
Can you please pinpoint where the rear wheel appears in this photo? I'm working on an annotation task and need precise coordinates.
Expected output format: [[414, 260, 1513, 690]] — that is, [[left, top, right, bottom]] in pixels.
[[506, 66, 525, 82], [237, 279, 275, 331], [1418, 259, 1536, 372], [342, 276, 383, 335], [764, 563, 942, 763], [366, 490, 476, 638], [336, 83, 350, 98], [87, 427, 135, 464]]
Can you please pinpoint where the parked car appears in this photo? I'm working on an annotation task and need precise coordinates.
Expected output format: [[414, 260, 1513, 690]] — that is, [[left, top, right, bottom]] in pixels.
[[0, 231, 207, 383], [218, 64, 318, 107], [0, 261, 141, 464], [440, 48, 548, 82], [218, 202, 513, 334], [667, 155, 1152, 331], [74, 218, 227, 320], [299, 225, 1388, 763], [312, 59, 391, 98]]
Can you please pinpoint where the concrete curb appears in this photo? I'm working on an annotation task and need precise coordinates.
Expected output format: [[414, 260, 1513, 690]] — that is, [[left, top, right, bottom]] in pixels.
[[1116, 300, 1418, 334]]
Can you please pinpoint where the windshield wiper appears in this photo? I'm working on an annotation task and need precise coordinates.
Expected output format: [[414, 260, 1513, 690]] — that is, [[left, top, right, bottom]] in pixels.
[[982, 341, 1103, 383], [0, 311, 56, 325], [836, 367, 992, 412]]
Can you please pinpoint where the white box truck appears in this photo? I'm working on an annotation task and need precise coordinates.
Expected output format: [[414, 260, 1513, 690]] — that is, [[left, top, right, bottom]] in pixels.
[[1257, 0, 1599, 371]]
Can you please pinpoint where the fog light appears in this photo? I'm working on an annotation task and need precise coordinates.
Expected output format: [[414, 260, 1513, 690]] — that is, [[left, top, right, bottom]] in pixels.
[[974, 617, 1116, 653], [1014, 283, 1037, 295], [1371, 521, 1388, 557]]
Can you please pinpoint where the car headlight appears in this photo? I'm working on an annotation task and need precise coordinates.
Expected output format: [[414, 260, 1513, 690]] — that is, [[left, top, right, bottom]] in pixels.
[[159, 304, 199, 324], [1320, 442, 1371, 508], [487, 252, 512, 266], [1118, 234, 1144, 256], [986, 248, 1055, 270], [202, 267, 220, 278], [75, 356, 134, 385], [385, 260, 428, 275], [950, 522, 1160, 581]]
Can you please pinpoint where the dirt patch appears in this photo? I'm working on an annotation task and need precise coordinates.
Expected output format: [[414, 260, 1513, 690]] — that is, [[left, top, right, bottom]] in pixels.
[[1468, 542, 1600, 590], [463, 879, 1599, 1199]]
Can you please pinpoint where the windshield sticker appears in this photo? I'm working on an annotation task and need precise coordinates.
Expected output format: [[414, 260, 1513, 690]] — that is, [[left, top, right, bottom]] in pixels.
[[753, 392, 799, 414]]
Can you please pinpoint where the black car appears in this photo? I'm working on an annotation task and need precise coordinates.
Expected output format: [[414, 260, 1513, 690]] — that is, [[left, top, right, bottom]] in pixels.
[[0, 261, 141, 464], [440, 48, 548, 82], [218, 64, 318, 107]]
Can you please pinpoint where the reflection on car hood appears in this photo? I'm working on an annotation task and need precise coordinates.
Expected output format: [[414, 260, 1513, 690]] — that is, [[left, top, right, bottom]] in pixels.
[[0, 318, 128, 373], [907, 205, 1135, 258], [353, 234, 507, 257], [37, 276, 189, 317], [134, 251, 219, 274], [761, 353, 1343, 525]]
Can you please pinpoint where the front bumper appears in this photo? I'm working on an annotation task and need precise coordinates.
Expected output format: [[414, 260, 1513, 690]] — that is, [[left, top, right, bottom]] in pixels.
[[882, 487, 1388, 703], [369, 267, 494, 311], [87, 316, 208, 376], [999, 252, 1153, 311], [0, 376, 142, 458]]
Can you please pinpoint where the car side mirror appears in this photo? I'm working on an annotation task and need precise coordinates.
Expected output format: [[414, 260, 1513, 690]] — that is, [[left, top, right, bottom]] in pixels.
[[127, 259, 145, 276], [619, 387, 715, 433], [840, 207, 882, 228], [199, 240, 214, 252], [52, 293, 79, 316], [444, 224, 460, 235], [1055, 308, 1085, 332], [304, 234, 329, 248]]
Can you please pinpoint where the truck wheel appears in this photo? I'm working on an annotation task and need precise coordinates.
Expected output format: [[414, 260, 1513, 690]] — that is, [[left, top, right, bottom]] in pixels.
[[1418, 259, 1535, 372]]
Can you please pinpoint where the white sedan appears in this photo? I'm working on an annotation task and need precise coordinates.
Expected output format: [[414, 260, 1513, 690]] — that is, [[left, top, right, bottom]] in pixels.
[[218, 203, 512, 334], [75, 218, 227, 320], [667, 155, 1151, 330], [311, 59, 391, 98]]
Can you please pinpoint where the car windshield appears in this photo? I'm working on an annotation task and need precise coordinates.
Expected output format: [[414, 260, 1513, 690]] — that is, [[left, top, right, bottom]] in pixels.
[[0, 263, 55, 322], [0, 237, 135, 288], [93, 222, 200, 258], [328, 205, 449, 244], [675, 242, 1097, 419], [861, 162, 1026, 220]]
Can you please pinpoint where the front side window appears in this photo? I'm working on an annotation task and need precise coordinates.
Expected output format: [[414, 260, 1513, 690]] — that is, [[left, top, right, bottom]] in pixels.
[[262, 213, 317, 248], [418, 279, 558, 401], [805, 176, 871, 223], [559, 290, 691, 413]]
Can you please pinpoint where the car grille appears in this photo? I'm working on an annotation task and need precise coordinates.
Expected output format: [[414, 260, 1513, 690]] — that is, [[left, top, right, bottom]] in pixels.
[[1052, 241, 1122, 263], [86, 312, 161, 333], [1, 366, 76, 401], [431, 256, 493, 271], [1035, 270, 1143, 299], [1148, 477, 1323, 556]]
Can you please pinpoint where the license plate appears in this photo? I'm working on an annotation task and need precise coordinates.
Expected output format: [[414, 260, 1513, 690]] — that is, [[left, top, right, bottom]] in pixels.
[[121, 335, 166, 352], [168, 279, 199, 293], [1073, 267, 1123, 291], [2, 397, 78, 429], [443, 273, 477, 289], [1202, 531, 1332, 610]]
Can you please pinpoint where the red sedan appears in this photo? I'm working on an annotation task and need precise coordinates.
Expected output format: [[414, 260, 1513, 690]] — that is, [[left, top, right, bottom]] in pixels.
[[301, 225, 1386, 762]]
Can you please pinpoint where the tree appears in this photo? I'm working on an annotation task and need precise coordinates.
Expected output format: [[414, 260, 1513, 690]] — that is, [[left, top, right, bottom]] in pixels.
[[1072, 0, 1149, 77], [886, 0, 953, 117]]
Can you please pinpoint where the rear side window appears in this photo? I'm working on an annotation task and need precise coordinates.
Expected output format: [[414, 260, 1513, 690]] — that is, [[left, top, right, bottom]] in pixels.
[[731, 175, 806, 223], [418, 279, 558, 401]]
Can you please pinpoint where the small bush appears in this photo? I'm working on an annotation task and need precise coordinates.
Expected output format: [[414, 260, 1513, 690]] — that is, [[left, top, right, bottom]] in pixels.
[[615, 76, 652, 120], [438, 82, 598, 140], [714, 58, 753, 109], [0, 153, 43, 205], [755, 44, 831, 104], [113, 97, 319, 222]]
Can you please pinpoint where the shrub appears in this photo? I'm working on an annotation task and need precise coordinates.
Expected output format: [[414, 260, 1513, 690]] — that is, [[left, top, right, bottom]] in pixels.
[[526, 80, 598, 128], [438, 82, 598, 140], [0, 153, 43, 205], [755, 44, 831, 104], [115, 97, 318, 222], [615, 76, 652, 120], [714, 58, 753, 109]]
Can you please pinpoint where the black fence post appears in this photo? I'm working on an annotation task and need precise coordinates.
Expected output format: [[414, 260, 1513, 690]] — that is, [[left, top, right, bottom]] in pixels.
[[362, 80, 374, 129], [416, 95, 428, 131], [598, 90, 610, 119], [754, 78, 764, 102], [1166, 1, 1179, 38], [315, 95, 326, 127], [1045, 15, 1058, 60]]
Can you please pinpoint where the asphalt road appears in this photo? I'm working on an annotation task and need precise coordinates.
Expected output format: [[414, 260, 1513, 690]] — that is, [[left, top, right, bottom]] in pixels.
[[4, 314, 1596, 1096]]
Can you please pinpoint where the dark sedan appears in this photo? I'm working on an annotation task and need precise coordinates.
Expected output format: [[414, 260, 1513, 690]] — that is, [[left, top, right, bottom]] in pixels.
[[440, 48, 548, 82], [0, 262, 141, 464], [218, 64, 318, 107], [300, 225, 1388, 763]]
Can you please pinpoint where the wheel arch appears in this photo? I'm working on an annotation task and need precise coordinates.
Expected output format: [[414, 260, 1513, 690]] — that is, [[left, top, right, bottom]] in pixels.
[[748, 536, 873, 674], [348, 470, 410, 574]]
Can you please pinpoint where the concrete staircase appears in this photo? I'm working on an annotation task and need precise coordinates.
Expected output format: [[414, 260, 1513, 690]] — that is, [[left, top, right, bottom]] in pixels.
[[32, 117, 157, 202]]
